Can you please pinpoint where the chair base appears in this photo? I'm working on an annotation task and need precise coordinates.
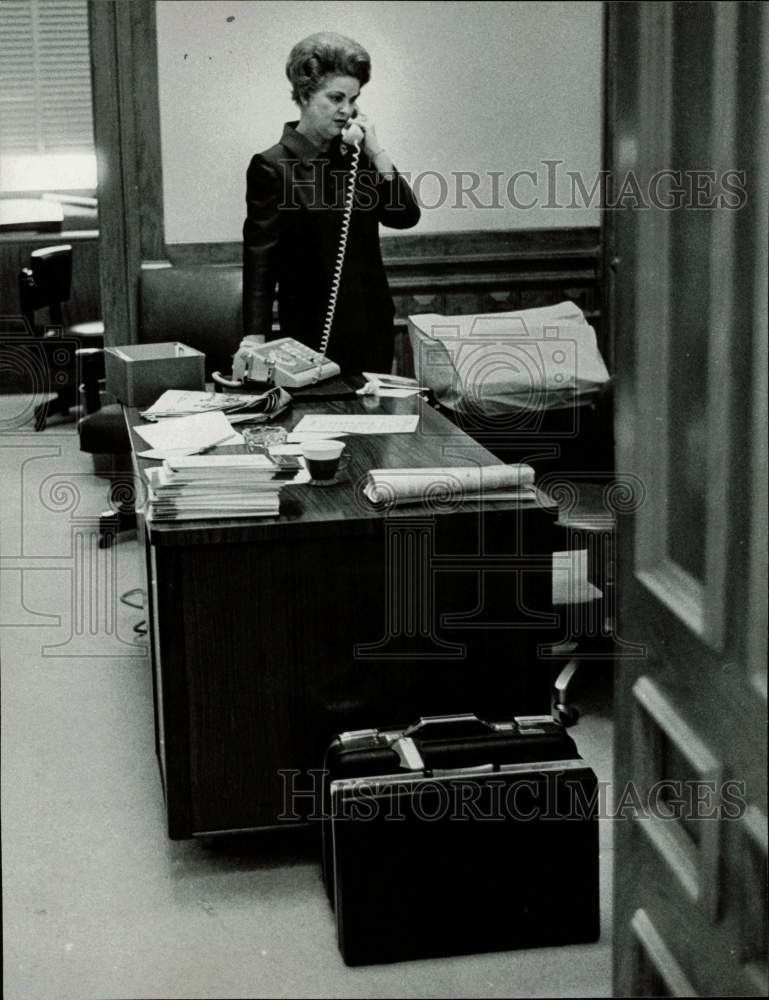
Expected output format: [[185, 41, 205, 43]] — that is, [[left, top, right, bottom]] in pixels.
[[549, 637, 614, 727], [553, 660, 582, 727], [35, 391, 78, 431], [98, 508, 137, 548]]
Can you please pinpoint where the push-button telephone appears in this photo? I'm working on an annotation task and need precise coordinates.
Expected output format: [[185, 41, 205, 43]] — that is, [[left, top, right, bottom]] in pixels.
[[215, 337, 341, 389]]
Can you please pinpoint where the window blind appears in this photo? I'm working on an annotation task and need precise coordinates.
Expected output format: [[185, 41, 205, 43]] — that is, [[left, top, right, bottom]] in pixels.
[[0, 0, 94, 156]]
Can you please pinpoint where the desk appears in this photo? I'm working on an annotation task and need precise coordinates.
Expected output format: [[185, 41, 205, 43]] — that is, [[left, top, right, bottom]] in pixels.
[[129, 392, 559, 838], [0, 198, 63, 232]]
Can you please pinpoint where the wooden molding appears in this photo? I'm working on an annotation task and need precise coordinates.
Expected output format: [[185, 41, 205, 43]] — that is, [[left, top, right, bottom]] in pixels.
[[164, 227, 602, 320], [89, 0, 135, 345], [632, 675, 724, 922], [89, 0, 164, 345], [630, 908, 698, 996], [130, 1, 165, 262], [740, 805, 768, 988], [165, 226, 600, 267]]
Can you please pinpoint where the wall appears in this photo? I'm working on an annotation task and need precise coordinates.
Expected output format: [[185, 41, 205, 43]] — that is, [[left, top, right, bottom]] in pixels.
[[156, 0, 603, 244]]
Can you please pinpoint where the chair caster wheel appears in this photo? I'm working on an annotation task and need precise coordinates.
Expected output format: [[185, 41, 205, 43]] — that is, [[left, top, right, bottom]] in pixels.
[[34, 403, 48, 432], [554, 703, 580, 728], [97, 506, 136, 548], [98, 511, 120, 548]]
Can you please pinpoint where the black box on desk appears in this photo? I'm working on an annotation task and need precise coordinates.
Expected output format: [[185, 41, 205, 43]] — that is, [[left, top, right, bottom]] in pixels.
[[105, 342, 205, 407]]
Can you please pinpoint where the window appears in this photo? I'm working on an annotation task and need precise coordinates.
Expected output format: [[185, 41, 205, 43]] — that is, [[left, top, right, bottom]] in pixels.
[[0, 0, 96, 193]]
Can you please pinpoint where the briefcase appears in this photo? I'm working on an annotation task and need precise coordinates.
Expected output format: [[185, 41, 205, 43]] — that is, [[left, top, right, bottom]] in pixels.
[[322, 713, 600, 966]]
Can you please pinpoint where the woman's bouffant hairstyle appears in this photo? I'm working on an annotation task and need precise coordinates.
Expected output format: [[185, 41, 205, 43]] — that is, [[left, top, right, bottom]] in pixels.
[[286, 32, 371, 104]]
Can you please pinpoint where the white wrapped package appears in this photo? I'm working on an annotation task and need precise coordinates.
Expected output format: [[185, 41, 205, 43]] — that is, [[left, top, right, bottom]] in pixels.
[[363, 464, 535, 505], [408, 301, 610, 416]]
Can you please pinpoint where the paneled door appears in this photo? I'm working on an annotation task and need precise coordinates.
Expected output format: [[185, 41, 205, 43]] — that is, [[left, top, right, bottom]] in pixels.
[[606, 3, 767, 995]]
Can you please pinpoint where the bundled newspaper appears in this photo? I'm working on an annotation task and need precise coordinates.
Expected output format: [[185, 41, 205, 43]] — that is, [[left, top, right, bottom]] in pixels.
[[362, 464, 536, 506]]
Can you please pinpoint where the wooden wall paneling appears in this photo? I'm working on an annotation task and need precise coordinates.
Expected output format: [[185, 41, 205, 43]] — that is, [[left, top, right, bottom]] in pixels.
[[478, 290, 516, 312], [381, 226, 601, 260], [129, 0, 165, 262], [165, 226, 603, 371], [88, 0, 164, 346], [162, 226, 602, 385], [166, 227, 601, 271], [600, 2, 616, 377], [89, 1, 136, 346], [740, 1, 769, 702]]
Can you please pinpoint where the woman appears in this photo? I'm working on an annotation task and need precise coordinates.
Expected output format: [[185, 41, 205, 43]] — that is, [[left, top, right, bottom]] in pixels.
[[235, 32, 421, 378]]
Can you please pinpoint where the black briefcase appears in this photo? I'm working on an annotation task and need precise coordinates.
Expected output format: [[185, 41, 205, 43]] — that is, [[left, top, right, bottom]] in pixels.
[[322, 713, 600, 966]]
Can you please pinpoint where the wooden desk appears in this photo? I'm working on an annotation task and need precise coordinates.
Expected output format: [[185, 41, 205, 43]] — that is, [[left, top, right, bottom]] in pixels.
[[0, 198, 63, 233], [129, 393, 559, 839]]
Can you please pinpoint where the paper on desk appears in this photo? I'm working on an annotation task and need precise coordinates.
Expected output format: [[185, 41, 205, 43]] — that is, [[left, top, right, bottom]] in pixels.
[[294, 414, 419, 434], [362, 372, 419, 387], [269, 444, 305, 456], [285, 431, 349, 443], [363, 464, 536, 505], [133, 409, 244, 458], [356, 382, 426, 398], [357, 373, 426, 398]]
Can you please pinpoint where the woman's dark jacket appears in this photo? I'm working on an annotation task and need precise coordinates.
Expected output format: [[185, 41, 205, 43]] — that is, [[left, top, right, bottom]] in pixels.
[[242, 122, 421, 374]]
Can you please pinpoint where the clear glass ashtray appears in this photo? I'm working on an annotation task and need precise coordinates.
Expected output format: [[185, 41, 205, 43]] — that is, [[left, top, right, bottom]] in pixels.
[[242, 425, 288, 454]]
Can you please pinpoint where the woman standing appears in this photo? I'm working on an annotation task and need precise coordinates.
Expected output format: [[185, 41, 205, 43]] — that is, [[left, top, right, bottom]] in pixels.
[[235, 31, 421, 378]]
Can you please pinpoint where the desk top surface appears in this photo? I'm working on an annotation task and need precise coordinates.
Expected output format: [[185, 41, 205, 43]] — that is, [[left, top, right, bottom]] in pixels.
[[0, 198, 63, 233], [127, 389, 556, 546]]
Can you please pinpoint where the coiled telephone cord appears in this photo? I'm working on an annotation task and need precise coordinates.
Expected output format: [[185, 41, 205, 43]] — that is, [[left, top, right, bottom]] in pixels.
[[314, 142, 361, 381]]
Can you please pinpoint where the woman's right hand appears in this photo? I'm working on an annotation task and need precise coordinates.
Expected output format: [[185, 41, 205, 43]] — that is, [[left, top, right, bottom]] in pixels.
[[232, 336, 266, 381]]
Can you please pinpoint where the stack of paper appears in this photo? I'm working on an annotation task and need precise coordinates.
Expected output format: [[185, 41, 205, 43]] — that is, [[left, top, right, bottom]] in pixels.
[[145, 454, 305, 522], [363, 464, 536, 506]]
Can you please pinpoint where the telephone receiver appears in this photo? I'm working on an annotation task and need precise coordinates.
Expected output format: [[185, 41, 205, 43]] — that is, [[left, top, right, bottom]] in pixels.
[[341, 117, 364, 148]]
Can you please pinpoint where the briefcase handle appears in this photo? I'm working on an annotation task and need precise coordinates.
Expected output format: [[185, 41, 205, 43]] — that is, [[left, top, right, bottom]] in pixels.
[[403, 714, 498, 740]]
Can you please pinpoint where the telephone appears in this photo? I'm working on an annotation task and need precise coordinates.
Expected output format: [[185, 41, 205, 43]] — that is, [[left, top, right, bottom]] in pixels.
[[214, 337, 340, 389], [213, 116, 363, 391]]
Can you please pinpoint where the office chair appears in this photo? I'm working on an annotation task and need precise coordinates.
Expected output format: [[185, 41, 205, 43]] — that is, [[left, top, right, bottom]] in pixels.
[[77, 348, 136, 547], [18, 244, 104, 430], [544, 478, 617, 725], [76, 262, 243, 547]]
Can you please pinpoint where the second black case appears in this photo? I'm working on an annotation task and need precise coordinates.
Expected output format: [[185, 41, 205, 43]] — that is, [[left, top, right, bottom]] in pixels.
[[321, 713, 600, 966]]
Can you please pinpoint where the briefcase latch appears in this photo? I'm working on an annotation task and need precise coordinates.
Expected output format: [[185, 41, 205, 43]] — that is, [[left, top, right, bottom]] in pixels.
[[390, 735, 425, 772]]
